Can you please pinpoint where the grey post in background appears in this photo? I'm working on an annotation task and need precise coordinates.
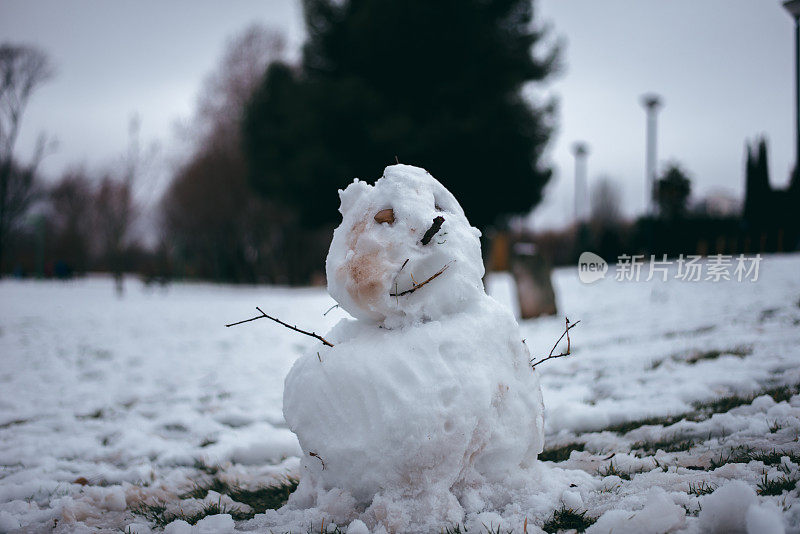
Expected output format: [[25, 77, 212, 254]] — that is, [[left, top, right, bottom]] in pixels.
[[641, 94, 662, 216], [571, 142, 589, 224], [785, 0, 800, 173]]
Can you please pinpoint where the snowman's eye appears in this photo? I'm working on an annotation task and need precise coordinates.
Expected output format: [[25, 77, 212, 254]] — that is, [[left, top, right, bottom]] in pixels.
[[374, 208, 395, 224]]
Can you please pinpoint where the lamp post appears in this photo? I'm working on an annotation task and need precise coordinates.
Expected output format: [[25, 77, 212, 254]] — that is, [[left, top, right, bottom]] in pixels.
[[641, 94, 662, 217], [785, 0, 800, 173], [572, 142, 589, 224]]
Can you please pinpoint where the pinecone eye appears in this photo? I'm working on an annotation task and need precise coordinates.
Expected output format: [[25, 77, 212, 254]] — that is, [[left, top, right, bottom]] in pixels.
[[374, 208, 394, 224]]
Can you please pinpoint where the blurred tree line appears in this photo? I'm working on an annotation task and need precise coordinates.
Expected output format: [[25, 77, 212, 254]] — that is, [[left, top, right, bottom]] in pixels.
[[534, 144, 799, 267], [7, 1, 794, 285], [2, 0, 561, 285]]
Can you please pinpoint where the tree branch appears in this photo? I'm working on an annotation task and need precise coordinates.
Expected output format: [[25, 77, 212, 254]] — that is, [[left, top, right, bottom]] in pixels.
[[226, 306, 334, 347], [530, 317, 581, 369]]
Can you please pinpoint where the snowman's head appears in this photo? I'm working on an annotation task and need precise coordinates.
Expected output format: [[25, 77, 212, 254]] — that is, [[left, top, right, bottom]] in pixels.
[[326, 164, 485, 327]]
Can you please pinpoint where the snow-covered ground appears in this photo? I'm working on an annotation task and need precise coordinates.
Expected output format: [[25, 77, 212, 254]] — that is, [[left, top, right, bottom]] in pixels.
[[1, 254, 799, 533]]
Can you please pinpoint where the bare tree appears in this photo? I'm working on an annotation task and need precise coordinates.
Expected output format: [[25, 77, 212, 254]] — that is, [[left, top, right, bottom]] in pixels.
[[195, 24, 285, 149], [162, 25, 292, 283], [48, 167, 94, 274], [0, 44, 54, 273], [94, 116, 143, 295]]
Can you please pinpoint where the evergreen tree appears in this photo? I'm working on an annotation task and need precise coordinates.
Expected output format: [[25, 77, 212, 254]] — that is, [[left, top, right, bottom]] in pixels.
[[655, 163, 691, 220], [743, 137, 772, 225], [243, 0, 560, 229]]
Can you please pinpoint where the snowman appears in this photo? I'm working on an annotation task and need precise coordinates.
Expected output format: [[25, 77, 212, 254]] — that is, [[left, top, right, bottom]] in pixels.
[[282, 164, 544, 533]]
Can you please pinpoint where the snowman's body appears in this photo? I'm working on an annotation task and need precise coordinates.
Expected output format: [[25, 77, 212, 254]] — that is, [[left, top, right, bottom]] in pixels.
[[282, 165, 544, 532]]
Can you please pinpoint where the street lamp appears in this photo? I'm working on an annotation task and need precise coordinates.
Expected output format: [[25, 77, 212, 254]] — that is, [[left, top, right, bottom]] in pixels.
[[784, 0, 800, 173], [641, 94, 662, 217], [571, 142, 589, 224]]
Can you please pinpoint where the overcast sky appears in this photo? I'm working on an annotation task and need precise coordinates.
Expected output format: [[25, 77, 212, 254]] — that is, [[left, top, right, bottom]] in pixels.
[[0, 0, 795, 230]]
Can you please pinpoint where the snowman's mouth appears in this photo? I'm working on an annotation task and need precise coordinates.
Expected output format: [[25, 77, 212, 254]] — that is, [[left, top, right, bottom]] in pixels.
[[388, 216, 449, 298], [389, 261, 453, 298]]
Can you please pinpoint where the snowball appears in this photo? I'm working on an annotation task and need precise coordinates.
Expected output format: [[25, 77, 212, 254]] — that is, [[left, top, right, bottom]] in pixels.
[[326, 164, 484, 328], [746, 503, 785, 534], [698, 480, 757, 533], [283, 165, 545, 532], [347, 519, 370, 534]]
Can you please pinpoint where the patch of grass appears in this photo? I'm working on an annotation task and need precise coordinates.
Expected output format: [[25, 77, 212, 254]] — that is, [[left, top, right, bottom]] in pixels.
[[709, 446, 752, 470], [604, 381, 800, 436], [705, 445, 800, 470], [131, 501, 169, 527], [682, 346, 751, 365], [663, 325, 716, 339], [182, 476, 299, 516], [604, 413, 687, 434], [133, 477, 299, 527], [305, 523, 344, 534], [632, 435, 696, 454], [768, 420, 784, 433], [542, 506, 596, 533], [760, 308, 779, 321], [693, 382, 800, 416], [0, 418, 28, 429], [76, 408, 105, 420], [192, 458, 220, 476], [757, 473, 798, 496], [747, 449, 800, 466], [687, 481, 717, 496], [441, 525, 467, 534], [597, 460, 631, 481], [539, 443, 585, 462]]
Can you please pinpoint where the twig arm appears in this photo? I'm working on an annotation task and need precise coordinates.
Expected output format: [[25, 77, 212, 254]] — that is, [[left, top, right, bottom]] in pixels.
[[225, 307, 335, 347], [530, 318, 581, 369]]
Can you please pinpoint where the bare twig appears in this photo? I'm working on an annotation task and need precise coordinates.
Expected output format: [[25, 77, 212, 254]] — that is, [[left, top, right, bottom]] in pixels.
[[392, 258, 410, 304], [389, 262, 452, 297], [225, 307, 334, 347], [309, 451, 325, 470], [420, 216, 445, 245], [394, 155, 400, 164], [530, 317, 581, 369], [322, 303, 339, 316]]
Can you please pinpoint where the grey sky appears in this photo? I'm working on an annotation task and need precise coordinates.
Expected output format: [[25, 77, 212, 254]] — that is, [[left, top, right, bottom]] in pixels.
[[0, 0, 795, 229]]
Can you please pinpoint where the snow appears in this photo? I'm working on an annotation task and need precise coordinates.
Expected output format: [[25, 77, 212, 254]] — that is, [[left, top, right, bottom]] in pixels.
[[1, 247, 800, 531], [586, 487, 685, 534], [281, 165, 545, 532], [326, 165, 485, 329]]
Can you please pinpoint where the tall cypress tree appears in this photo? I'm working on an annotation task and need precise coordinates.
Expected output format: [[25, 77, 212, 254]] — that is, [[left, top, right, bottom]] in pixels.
[[244, 0, 559, 229]]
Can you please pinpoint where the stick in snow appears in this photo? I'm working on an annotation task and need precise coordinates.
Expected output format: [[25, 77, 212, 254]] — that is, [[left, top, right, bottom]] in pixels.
[[420, 216, 445, 245], [389, 262, 452, 297], [225, 307, 335, 347], [530, 317, 581, 369]]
